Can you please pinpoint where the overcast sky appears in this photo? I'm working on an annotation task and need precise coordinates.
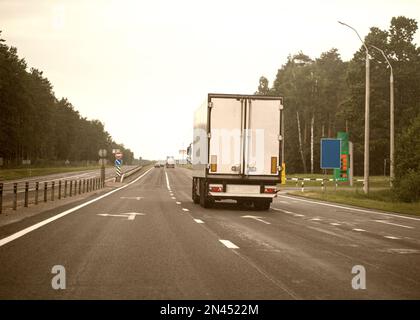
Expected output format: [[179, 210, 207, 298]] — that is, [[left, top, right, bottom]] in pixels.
[[1, 0, 419, 160]]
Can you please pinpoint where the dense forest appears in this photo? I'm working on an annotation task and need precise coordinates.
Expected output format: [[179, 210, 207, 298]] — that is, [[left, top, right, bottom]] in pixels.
[[256, 16, 420, 201], [0, 31, 134, 166]]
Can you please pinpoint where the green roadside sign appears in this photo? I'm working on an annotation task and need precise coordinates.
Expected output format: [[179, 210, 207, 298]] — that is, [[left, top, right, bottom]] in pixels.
[[333, 131, 349, 182]]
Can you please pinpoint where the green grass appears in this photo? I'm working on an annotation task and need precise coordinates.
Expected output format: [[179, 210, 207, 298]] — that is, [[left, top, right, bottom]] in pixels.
[[0, 166, 108, 181], [288, 189, 420, 216]]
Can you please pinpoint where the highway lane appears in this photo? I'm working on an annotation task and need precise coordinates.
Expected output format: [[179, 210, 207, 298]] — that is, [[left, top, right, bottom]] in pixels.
[[0, 166, 419, 299]]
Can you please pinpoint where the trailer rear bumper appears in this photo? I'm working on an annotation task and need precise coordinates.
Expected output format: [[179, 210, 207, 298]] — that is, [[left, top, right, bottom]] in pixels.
[[209, 192, 276, 198]]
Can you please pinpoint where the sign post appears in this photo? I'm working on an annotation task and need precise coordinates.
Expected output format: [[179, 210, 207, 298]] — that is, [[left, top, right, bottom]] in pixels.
[[98, 149, 107, 187]]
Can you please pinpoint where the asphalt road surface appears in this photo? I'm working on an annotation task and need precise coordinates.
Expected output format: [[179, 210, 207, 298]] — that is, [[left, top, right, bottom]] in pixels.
[[0, 167, 419, 299]]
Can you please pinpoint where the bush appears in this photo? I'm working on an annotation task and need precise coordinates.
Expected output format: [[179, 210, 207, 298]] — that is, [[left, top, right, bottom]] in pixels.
[[393, 114, 420, 202], [394, 170, 420, 202]]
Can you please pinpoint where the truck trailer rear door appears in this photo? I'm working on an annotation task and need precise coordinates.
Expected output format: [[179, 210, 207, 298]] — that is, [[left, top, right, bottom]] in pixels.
[[244, 98, 282, 176], [208, 97, 243, 175]]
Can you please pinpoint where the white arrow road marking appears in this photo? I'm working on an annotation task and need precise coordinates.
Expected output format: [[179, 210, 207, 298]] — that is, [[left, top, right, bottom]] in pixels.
[[120, 197, 144, 200], [241, 215, 271, 225], [97, 212, 145, 221]]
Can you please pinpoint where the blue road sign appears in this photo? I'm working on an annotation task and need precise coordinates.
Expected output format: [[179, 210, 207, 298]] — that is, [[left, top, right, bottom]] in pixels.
[[115, 159, 122, 166], [320, 139, 341, 169]]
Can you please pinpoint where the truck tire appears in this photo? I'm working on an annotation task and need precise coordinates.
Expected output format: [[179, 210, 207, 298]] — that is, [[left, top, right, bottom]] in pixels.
[[192, 178, 200, 204], [254, 199, 271, 211], [199, 179, 212, 208]]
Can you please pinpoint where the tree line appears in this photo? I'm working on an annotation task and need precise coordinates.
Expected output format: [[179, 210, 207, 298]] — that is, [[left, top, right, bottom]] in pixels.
[[0, 31, 134, 167], [256, 16, 420, 201]]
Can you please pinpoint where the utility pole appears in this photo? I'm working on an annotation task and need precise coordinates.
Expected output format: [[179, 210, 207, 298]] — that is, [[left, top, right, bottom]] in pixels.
[[339, 21, 370, 194], [371, 45, 394, 186]]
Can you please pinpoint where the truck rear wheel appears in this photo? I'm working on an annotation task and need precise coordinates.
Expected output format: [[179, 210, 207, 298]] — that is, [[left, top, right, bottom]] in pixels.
[[192, 178, 200, 204], [254, 199, 271, 211], [199, 179, 212, 208]]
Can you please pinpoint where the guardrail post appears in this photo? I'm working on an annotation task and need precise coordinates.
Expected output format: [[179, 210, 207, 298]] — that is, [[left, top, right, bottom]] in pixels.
[[13, 183, 18, 210], [35, 182, 39, 205], [301, 181, 304, 192], [82, 179, 85, 193], [79, 180, 82, 195], [0, 183, 3, 214], [70, 180, 73, 197], [44, 182, 48, 202], [24, 182, 29, 207], [321, 180, 325, 192], [64, 180, 68, 198], [58, 180, 62, 200], [51, 181, 55, 201]]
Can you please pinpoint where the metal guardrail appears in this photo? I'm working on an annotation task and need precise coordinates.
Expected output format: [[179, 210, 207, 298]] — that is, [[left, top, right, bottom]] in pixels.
[[120, 166, 143, 183], [0, 177, 105, 213]]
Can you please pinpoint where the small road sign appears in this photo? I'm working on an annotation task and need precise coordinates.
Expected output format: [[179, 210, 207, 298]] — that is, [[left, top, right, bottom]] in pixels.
[[98, 149, 107, 157], [115, 159, 122, 166], [321, 138, 341, 169]]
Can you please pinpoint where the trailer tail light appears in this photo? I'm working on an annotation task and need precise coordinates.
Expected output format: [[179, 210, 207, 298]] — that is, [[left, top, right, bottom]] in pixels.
[[209, 184, 223, 192], [271, 157, 278, 174], [264, 186, 277, 194], [210, 155, 217, 172]]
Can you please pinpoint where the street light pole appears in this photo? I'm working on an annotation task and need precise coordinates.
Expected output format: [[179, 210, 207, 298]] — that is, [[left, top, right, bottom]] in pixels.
[[371, 45, 394, 187], [338, 21, 370, 194]]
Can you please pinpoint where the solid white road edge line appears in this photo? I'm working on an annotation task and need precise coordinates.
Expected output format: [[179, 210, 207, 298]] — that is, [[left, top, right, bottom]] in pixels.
[[165, 170, 171, 190], [280, 195, 420, 222], [219, 240, 239, 249], [373, 220, 414, 229], [0, 167, 154, 247]]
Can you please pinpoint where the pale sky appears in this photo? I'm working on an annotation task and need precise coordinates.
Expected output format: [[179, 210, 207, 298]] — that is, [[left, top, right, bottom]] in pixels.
[[1, 0, 419, 160]]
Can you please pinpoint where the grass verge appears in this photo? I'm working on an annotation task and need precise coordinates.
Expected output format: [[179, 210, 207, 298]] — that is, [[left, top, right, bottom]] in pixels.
[[287, 189, 420, 216]]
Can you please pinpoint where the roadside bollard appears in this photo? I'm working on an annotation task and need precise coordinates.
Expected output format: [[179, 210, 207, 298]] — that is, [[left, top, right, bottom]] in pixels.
[[0, 183, 3, 214], [51, 181, 55, 201], [301, 181, 304, 192], [335, 180, 338, 192], [13, 183, 17, 210], [35, 182, 39, 205], [58, 180, 62, 200], [24, 182, 29, 207], [44, 182, 48, 202], [321, 180, 325, 192], [64, 180, 68, 198], [70, 180, 73, 197]]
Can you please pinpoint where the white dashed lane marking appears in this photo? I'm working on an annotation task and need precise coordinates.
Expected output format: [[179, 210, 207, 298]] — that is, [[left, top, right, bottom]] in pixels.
[[384, 236, 402, 240], [176, 201, 181, 205], [194, 219, 204, 224], [353, 228, 366, 232], [219, 240, 239, 249], [182, 208, 189, 212]]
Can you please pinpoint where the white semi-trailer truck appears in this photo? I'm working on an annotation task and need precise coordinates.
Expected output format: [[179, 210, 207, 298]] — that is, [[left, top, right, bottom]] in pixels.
[[192, 93, 284, 210]]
